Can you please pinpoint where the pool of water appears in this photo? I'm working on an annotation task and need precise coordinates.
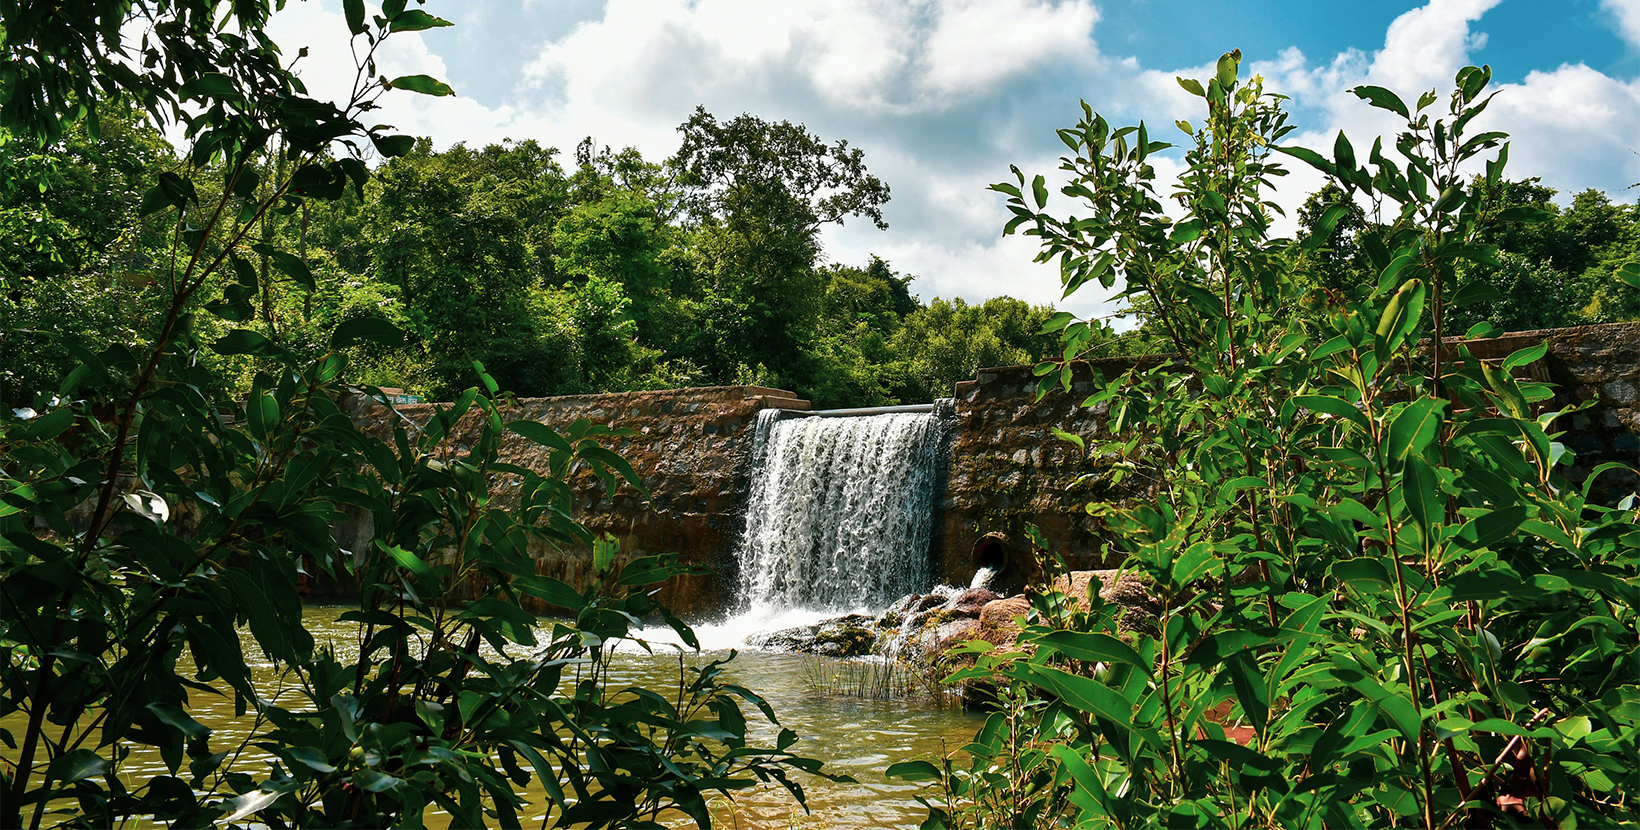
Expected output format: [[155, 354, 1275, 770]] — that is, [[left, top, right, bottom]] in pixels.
[[6, 605, 978, 829]]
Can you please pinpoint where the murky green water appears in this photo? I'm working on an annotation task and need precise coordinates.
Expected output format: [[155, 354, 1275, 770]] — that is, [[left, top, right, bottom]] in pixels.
[[7, 605, 979, 829]]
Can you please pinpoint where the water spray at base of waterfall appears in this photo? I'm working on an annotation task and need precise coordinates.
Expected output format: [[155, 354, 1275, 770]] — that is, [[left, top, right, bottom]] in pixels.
[[618, 604, 877, 653], [624, 403, 979, 657]]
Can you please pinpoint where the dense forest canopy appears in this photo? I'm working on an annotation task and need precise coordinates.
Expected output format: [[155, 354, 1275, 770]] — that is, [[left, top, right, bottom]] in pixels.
[[0, 102, 1068, 409], [1, 96, 1635, 411], [1293, 178, 1640, 337]]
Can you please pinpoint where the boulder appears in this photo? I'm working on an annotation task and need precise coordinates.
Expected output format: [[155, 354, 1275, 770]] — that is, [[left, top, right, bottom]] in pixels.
[[910, 593, 947, 613], [746, 613, 879, 657], [977, 596, 1031, 648], [1053, 569, 1161, 637], [972, 570, 1162, 650], [933, 618, 981, 655], [948, 588, 1000, 617]]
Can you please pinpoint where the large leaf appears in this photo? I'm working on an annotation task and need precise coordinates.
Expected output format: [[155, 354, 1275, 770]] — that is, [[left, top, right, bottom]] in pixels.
[[287, 746, 337, 773], [1007, 663, 1131, 726], [221, 789, 284, 823], [353, 769, 402, 792], [460, 598, 538, 645], [1034, 630, 1150, 675], [331, 317, 405, 349], [1294, 394, 1371, 433], [577, 444, 646, 495], [47, 749, 109, 782], [1352, 84, 1410, 118], [379, 541, 434, 580], [178, 72, 238, 102], [146, 702, 209, 740], [1503, 342, 1548, 370], [387, 74, 455, 96], [1455, 505, 1529, 550], [617, 555, 683, 587], [344, 0, 366, 34], [1301, 203, 1352, 250], [389, 9, 453, 31], [1402, 456, 1443, 543], [1375, 278, 1425, 351], [884, 760, 941, 781], [1617, 260, 1640, 289], [516, 575, 583, 609], [1384, 396, 1445, 468], [1273, 145, 1334, 175], [371, 133, 416, 158], [211, 329, 292, 361], [509, 420, 571, 451], [250, 243, 315, 290]]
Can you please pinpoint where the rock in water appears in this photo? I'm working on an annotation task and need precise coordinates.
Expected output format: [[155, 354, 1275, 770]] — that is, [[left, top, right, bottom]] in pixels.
[[745, 613, 880, 657]]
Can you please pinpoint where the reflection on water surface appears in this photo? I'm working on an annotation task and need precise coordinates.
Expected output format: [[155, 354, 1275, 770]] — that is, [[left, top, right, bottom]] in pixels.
[[7, 605, 978, 829]]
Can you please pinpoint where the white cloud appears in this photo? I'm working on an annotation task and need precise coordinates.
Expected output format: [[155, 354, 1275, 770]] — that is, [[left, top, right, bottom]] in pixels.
[[1604, 0, 1640, 49], [1490, 64, 1640, 194], [265, 1, 528, 151], [917, 0, 1099, 100], [244, 0, 1639, 324], [1371, 0, 1499, 92], [1247, 0, 1640, 232]]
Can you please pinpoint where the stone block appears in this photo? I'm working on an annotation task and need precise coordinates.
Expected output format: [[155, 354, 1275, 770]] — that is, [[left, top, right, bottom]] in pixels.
[[1604, 379, 1638, 405]]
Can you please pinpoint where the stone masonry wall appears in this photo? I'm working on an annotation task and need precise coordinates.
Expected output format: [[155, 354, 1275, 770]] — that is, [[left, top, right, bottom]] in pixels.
[[344, 385, 809, 616], [338, 322, 1640, 618], [937, 322, 1640, 591]]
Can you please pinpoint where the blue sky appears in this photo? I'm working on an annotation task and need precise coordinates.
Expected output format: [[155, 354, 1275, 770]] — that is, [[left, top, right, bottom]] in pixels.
[[267, 0, 1640, 317]]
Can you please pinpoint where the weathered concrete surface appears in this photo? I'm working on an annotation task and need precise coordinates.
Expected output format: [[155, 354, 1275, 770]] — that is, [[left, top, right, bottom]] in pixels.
[[939, 360, 1141, 588], [344, 385, 802, 615]]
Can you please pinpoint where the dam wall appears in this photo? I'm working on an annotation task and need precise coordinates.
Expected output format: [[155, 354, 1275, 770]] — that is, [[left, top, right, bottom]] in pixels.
[[344, 322, 1640, 616], [938, 322, 1640, 590], [342, 385, 806, 615]]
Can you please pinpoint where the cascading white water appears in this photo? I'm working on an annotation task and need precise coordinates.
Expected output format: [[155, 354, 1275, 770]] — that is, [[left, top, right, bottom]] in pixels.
[[737, 408, 944, 615]]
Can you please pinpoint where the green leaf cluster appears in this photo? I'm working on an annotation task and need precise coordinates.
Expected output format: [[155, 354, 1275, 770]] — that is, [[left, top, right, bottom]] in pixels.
[[0, 5, 830, 828], [898, 54, 1640, 830]]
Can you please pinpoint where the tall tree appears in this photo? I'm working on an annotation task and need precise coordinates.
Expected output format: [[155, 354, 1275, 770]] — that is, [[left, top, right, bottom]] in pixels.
[[364, 139, 579, 396], [672, 107, 890, 388]]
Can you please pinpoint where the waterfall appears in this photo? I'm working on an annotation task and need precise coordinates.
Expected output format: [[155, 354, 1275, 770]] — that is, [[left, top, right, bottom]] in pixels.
[[737, 408, 945, 614]]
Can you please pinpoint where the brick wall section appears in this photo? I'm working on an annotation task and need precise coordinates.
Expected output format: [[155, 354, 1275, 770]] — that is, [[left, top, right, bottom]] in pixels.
[[344, 385, 805, 615], [937, 322, 1640, 590]]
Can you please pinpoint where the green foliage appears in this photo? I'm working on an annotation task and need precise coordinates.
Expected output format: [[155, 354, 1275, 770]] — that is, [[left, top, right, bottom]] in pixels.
[[0, 5, 827, 828], [895, 54, 1640, 829], [889, 297, 1068, 404], [363, 140, 583, 397], [0, 103, 176, 402], [673, 106, 890, 234], [0, 81, 1219, 410], [1294, 158, 1640, 339]]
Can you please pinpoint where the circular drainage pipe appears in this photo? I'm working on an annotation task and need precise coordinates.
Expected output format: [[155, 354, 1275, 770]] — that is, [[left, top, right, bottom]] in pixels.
[[971, 532, 1012, 574]]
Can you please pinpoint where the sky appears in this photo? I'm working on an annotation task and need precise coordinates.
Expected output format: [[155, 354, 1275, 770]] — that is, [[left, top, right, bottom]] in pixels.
[[263, 0, 1640, 319]]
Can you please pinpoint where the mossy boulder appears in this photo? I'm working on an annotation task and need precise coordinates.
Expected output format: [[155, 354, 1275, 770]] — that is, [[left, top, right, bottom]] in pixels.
[[745, 613, 880, 657]]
